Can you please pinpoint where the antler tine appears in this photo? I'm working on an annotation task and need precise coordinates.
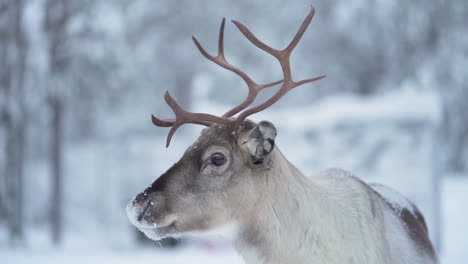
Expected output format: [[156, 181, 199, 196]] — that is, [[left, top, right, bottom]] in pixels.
[[152, 92, 232, 147], [232, 7, 326, 126], [151, 115, 176, 127], [284, 7, 315, 56], [151, 115, 213, 128], [164, 92, 232, 125], [192, 18, 282, 118]]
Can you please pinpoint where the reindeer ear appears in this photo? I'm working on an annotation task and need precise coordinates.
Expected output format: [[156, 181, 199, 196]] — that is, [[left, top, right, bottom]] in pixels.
[[246, 121, 277, 164]]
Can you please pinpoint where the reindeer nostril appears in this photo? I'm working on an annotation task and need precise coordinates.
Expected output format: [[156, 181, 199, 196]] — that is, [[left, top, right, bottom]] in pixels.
[[137, 201, 152, 222], [135, 192, 148, 203]]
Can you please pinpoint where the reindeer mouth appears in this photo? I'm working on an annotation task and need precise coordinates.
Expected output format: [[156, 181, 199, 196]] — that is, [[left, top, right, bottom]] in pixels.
[[126, 201, 179, 241], [139, 221, 179, 241]]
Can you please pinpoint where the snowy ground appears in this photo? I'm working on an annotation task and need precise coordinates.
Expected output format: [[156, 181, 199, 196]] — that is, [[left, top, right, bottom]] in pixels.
[[2, 175, 467, 264], [440, 175, 468, 264], [3, 245, 244, 264]]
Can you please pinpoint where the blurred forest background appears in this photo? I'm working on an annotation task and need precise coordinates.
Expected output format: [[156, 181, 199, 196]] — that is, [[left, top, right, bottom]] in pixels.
[[1, 0, 467, 263]]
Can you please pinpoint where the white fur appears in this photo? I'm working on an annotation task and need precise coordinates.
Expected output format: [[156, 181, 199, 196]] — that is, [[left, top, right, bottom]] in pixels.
[[232, 149, 436, 264], [187, 221, 239, 240]]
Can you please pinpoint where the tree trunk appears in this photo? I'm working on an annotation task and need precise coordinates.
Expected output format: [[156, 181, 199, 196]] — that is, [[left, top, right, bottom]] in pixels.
[[5, 120, 26, 244], [450, 126, 468, 172], [2, 0, 28, 244], [49, 97, 64, 245], [44, 0, 71, 246]]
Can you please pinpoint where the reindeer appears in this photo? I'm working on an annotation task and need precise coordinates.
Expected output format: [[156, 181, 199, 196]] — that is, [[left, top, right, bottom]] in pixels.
[[126, 7, 437, 264]]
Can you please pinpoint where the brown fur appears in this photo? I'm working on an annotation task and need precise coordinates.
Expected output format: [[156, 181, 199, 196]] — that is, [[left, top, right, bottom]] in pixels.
[[369, 183, 437, 262]]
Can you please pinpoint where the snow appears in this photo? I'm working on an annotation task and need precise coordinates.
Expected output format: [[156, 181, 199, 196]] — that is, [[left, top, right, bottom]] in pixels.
[[197, 88, 441, 129], [440, 176, 468, 264], [3, 245, 243, 264]]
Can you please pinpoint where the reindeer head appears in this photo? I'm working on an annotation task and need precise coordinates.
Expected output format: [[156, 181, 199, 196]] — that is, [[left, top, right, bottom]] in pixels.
[[126, 7, 324, 241]]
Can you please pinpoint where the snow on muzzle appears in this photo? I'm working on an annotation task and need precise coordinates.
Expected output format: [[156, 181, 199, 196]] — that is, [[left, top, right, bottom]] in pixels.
[[126, 192, 176, 231]]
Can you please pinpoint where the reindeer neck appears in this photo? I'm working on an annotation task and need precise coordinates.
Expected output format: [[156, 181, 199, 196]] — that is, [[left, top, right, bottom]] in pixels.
[[234, 147, 326, 264]]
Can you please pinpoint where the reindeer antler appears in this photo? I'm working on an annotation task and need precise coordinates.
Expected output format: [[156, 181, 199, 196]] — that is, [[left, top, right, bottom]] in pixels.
[[232, 7, 326, 126], [152, 7, 325, 147], [192, 18, 283, 118]]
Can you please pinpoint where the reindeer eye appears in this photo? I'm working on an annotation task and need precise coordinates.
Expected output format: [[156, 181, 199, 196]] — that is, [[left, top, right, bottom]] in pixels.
[[211, 152, 226, 166]]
